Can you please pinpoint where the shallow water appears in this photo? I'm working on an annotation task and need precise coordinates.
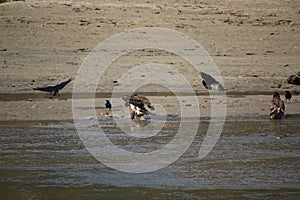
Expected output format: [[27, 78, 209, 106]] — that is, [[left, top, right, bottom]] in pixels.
[[1, 115, 300, 199]]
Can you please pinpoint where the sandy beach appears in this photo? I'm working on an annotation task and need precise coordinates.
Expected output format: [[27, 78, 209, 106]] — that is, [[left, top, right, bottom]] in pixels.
[[0, 0, 299, 119]]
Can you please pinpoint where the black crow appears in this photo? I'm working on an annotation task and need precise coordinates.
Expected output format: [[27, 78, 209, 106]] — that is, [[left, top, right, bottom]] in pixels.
[[105, 100, 112, 110], [284, 91, 292, 102], [122, 94, 154, 120], [269, 92, 285, 120], [33, 78, 71, 96]]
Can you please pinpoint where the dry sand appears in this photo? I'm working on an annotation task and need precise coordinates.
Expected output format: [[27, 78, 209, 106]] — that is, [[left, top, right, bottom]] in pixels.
[[0, 0, 299, 121]]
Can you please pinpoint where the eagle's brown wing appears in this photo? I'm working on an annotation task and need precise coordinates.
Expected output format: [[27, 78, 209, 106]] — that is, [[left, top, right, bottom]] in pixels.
[[134, 95, 154, 110]]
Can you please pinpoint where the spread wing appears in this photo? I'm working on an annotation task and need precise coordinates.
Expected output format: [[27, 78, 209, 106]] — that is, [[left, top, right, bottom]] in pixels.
[[33, 85, 56, 92], [55, 78, 72, 90], [33, 78, 71, 96]]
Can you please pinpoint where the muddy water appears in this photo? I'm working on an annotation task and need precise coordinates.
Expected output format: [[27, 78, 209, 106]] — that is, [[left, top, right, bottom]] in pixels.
[[1, 115, 300, 199]]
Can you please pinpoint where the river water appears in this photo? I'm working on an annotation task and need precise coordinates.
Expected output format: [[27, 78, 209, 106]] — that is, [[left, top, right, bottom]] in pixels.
[[1, 115, 299, 199]]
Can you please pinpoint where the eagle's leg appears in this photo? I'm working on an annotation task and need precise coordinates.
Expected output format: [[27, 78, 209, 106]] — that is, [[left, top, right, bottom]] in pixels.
[[131, 111, 135, 120]]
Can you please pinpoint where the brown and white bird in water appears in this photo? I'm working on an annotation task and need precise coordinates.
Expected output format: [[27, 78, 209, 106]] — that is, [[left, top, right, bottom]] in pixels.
[[33, 78, 72, 96], [269, 92, 285, 120], [122, 94, 154, 120]]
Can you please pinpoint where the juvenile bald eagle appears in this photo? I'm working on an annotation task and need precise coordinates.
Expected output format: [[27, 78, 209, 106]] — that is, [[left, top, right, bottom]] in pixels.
[[33, 78, 71, 96], [122, 94, 154, 120], [269, 92, 285, 120]]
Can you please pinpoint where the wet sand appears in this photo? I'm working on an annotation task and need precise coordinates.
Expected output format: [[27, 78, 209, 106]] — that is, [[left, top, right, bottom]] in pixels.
[[0, 93, 299, 121]]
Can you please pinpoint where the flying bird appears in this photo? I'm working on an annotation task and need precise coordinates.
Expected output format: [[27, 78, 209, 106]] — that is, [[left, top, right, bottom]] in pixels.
[[200, 72, 224, 91], [33, 78, 72, 96], [105, 100, 112, 110], [269, 92, 285, 120], [122, 94, 154, 120], [284, 91, 292, 102]]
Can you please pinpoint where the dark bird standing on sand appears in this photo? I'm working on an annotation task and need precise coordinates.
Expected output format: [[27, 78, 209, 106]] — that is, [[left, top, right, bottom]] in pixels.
[[105, 100, 112, 110], [284, 91, 292, 102], [33, 78, 72, 96], [122, 94, 154, 120], [269, 92, 285, 120]]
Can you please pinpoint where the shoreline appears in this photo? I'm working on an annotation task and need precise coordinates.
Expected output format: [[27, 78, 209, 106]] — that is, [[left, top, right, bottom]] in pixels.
[[1, 94, 299, 121], [0, 90, 299, 101]]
